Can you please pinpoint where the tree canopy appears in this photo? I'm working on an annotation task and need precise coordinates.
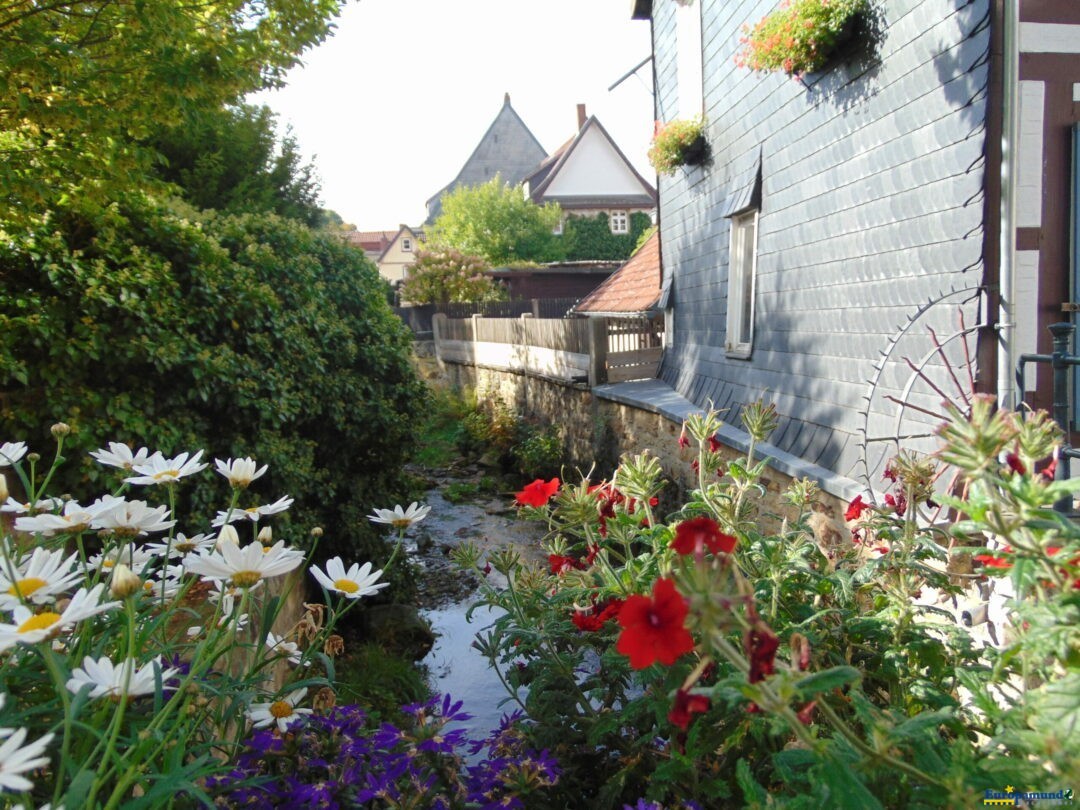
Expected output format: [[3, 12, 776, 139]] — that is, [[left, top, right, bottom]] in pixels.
[[0, 0, 343, 226], [426, 176, 564, 265]]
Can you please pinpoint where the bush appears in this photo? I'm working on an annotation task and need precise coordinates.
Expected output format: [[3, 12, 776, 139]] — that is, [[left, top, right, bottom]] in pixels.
[[512, 424, 563, 480], [0, 196, 425, 566]]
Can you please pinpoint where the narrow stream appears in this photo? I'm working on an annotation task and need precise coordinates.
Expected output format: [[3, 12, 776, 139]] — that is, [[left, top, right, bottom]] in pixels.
[[410, 485, 547, 742]]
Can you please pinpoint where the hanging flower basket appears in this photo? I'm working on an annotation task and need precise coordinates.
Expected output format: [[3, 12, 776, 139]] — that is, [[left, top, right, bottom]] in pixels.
[[736, 0, 868, 77], [648, 117, 709, 176]]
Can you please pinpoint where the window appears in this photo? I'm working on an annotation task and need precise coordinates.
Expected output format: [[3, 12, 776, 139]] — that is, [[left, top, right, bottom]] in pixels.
[[610, 211, 629, 234], [725, 210, 758, 358], [402, 237, 412, 252], [553, 218, 563, 236]]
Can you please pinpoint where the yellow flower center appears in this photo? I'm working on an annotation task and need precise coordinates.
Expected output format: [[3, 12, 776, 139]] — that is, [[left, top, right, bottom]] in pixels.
[[269, 700, 294, 719], [244, 507, 259, 515], [231, 571, 262, 588], [176, 542, 195, 553], [152, 469, 180, 480], [391, 518, 411, 529], [18, 612, 61, 634], [8, 577, 47, 598], [333, 579, 359, 594]]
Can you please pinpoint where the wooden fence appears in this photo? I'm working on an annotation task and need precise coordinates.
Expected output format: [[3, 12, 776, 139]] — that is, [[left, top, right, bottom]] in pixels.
[[432, 314, 663, 385]]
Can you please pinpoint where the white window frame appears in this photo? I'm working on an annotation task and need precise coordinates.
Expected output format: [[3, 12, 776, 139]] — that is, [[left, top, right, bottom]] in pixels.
[[725, 210, 758, 358], [610, 211, 629, 234], [402, 237, 413, 252]]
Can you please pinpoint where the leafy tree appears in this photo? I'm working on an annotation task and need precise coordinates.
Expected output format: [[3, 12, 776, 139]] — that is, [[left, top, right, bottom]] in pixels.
[[0, 195, 424, 567], [400, 249, 505, 304], [427, 176, 564, 265], [152, 105, 323, 226], [0, 0, 342, 227]]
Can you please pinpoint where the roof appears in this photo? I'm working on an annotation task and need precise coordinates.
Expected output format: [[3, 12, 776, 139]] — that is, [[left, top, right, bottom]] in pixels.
[[376, 225, 424, 263], [573, 230, 661, 315], [342, 230, 396, 252], [425, 94, 548, 223]]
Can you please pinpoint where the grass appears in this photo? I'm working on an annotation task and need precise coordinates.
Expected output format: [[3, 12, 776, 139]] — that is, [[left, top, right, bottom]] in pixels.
[[334, 641, 431, 719], [412, 387, 468, 469]]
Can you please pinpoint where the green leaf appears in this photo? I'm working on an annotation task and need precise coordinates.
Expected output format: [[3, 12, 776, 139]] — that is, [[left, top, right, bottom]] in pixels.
[[795, 665, 861, 698]]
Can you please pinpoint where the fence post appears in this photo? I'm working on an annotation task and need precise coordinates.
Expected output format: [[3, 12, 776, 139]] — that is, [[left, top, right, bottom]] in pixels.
[[588, 317, 608, 388], [432, 313, 446, 362], [532, 298, 541, 318]]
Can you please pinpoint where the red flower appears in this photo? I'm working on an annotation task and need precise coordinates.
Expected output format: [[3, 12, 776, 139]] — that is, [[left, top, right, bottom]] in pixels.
[[882, 463, 898, 483], [678, 424, 690, 449], [514, 477, 560, 508], [974, 549, 1013, 569], [1005, 452, 1027, 475], [584, 544, 600, 566], [708, 435, 723, 453], [796, 700, 817, 725], [844, 494, 870, 522], [668, 688, 711, 730], [745, 626, 779, 683], [548, 554, 583, 575], [884, 492, 908, 516], [671, 516, 737, 556], [571, 598, 624, 631], [616, 578, 695, 669]]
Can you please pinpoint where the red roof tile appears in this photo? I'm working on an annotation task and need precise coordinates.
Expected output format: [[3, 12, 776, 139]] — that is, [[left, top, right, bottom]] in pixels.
[[574, 231, 661, 314]]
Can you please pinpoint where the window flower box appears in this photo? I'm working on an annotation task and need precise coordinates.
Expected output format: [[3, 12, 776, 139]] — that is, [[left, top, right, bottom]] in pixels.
[[648, 117, 708, 176], [736, 0, 868, 78]]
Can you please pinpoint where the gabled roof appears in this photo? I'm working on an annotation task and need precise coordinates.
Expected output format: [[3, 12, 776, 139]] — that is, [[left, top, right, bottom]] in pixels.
[[376, 224, 424, 263], [573, 230, 661, 315], [425, 94, 548, 223], [343, 230, 396, 253], [524, 115, 656, 209]]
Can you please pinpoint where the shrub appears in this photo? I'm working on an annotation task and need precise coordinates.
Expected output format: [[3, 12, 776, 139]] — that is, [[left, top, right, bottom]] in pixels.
[[736, 0, 867, 76], [511, 424, 563, 480], [400, 248, 505, 305], [562, 212, 652, 262], [0, 197, 425, 567]]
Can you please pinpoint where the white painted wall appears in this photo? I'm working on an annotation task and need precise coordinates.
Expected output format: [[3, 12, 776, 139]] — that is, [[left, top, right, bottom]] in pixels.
[[1017, 80, 1045, 229]]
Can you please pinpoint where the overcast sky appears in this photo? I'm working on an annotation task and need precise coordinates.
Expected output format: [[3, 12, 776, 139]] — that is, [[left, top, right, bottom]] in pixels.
[[249, 0, 655, 230]]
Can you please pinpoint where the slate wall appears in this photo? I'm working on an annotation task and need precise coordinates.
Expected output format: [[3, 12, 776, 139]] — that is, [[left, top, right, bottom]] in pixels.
[[654, 0, 991, 488]]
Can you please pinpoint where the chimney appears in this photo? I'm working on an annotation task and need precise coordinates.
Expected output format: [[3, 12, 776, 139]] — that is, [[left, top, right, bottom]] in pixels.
[[504, 92, 511, 105], [576, 103, 587, 130]]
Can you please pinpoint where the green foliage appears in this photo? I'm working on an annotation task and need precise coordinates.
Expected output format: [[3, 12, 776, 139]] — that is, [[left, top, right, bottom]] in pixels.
[[400, 248, 505, 305], [511, 425, 563, 480], [0, 196, 425, 566], [0, 0, 343, 227], [427, 176, 564, 264], [562, 212, 653, 262], [647, 117, 707, 175], [737, 0, 868, 76], [443, 482, 480, 504], [151, 104, 323, 226], [334, 642, 431, 719]]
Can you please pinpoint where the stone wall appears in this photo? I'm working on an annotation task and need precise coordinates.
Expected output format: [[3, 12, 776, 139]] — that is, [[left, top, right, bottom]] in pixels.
[[413, 347, 851, 535]]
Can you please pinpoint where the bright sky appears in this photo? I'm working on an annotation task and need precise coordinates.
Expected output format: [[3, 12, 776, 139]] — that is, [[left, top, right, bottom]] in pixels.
[[249, 0, 655, 230]]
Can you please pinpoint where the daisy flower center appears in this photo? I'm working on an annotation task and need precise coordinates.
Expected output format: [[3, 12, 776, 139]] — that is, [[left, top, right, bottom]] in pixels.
[[18, 612, 61, 633], [176, 542, 195, 553], [8, 577, 48, 598], [231, 571, 262, 588], [333, 578, 360, 594], [391, 518, 411, 529], [269, 700, 295, 719], [244, 507, 259, 515], [153, 469, 181, 481]]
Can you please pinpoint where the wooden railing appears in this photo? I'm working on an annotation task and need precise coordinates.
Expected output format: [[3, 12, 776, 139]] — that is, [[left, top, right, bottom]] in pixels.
[[432, 314, 663, 386]]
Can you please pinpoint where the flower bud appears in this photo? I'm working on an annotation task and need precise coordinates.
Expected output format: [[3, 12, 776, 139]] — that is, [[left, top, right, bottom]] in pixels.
[[216, 524, 240, 550], [257, 526, 273, 545], [310, 526, 324, 538], [110, 563, 142, 599], [50, 422, 71, 438], [27, 452, 40, 463], [0, 474, 8, 502]]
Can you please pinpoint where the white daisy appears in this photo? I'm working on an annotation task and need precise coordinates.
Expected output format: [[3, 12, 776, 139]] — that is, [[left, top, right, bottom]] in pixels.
[[85, 544, 156, 576], [0, 442, 27, 467], [211, 495, 294, 527], [89, 442, 152, 471], [144, 532, 215, 558], [0, 548, 83, 610], [1, 497, 64, 515], [367, 502, 431, 530], [125, 450, 208, 486], [14, 498, 118, 537], [0, 584, 119, 653], [247, 688, 312, 733], [207, 579, 262, 616], [0, 726, 54, 792], [310, 557, 388, 599], [91, 499, 175, 536], [66, 655, 178, 700], [141, 566, 184, 600], [265, 631, 306, 666], [183, 541, 303, 588], [214, 457, 268, 489]]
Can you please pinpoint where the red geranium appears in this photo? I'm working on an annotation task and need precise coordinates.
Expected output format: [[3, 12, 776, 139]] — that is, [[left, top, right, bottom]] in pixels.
[[514, 477, 560, 508], [571, 598, 624, 631], [708, 435, 723, 453], [671, 516, 737, 556], [974, 545, 1013, 569], [884, 492, 908, 516], [844, 494, 870, 522], [668, 688, 711, 730], [745, 626, 779, 683], [616, 578, 695, 669], [548, 554, 584, 575]]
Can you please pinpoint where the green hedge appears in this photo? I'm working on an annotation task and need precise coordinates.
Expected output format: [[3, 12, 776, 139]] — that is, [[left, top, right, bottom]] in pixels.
[[561, 212, 652, 262], [0, 197, 424, 565]]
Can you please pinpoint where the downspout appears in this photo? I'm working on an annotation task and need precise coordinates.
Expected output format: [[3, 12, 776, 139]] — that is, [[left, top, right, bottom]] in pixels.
[[997, 0, 1019, 410]]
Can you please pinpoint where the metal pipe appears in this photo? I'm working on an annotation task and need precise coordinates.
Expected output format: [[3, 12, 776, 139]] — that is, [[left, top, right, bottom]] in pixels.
[[997, 0, 1020, 411]]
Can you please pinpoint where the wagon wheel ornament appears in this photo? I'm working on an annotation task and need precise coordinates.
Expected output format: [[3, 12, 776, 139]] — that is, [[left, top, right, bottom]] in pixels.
[[857, 287, 986, 514]]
